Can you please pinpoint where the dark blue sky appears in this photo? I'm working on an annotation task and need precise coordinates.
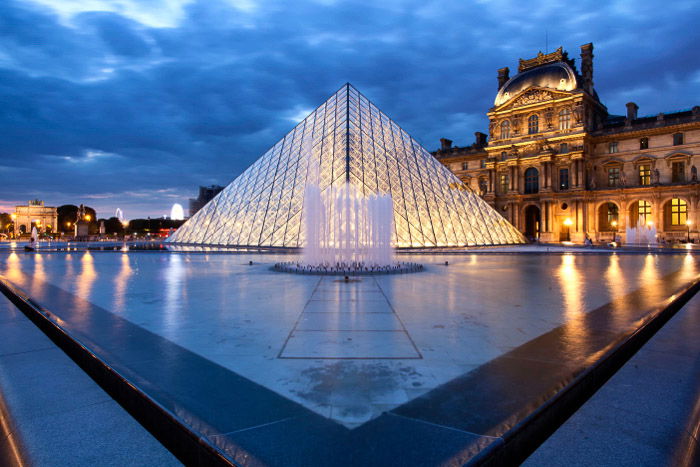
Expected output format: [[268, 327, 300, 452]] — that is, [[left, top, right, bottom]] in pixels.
[[1, 0, 698, 219]]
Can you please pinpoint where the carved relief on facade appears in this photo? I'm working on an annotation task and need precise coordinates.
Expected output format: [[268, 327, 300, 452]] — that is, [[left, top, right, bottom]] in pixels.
[[512, 89, 555, 107]]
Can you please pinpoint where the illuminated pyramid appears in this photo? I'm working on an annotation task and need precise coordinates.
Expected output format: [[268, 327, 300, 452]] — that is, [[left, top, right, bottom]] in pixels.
[[168, 84, 524, 247]]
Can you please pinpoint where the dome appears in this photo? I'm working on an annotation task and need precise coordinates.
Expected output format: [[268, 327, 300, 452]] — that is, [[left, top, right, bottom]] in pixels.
[[494, 62, 578, 107]]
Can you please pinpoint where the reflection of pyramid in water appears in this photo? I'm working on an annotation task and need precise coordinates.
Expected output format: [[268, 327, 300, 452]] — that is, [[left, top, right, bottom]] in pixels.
[[168, 84, 524, 247]]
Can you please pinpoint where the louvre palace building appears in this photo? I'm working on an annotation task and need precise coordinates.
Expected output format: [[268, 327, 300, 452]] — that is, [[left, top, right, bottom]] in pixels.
[[432, 43, 700, 243]]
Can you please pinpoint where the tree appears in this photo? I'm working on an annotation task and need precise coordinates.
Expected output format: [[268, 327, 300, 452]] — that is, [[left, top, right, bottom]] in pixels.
[[57, 204, 97, 234], [0, 213, 12, 234]]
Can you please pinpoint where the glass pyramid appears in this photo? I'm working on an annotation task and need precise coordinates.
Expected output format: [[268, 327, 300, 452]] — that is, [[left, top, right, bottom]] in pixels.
[[167, 84, 525, 248]]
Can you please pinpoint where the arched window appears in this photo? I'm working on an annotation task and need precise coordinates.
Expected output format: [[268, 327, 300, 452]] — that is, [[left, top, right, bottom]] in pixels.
[[670, 198, 687, 226], [631, 200, 652, 227], [524, 167, 539, 194], [500, 120, 510, 139], [528, 114, 539, 134], [598, 202, 619, 231], [559, 108, 571, 130]]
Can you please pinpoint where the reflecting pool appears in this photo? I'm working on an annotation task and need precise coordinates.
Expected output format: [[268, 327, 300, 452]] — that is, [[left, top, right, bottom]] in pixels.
[[1, 251, 696, 430]]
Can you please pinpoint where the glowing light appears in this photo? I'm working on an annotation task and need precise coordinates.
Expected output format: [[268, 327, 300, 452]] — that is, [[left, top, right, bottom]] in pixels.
[[611, 220, 618, 228], [646, 220, 653, 226], [10, 213, 16, 220], [170, 203, 185, 221], [563, 218, 573, 226], [686, 219, 693, 226]]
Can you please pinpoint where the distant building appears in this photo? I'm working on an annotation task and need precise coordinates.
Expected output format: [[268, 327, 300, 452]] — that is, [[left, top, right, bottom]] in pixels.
[[13, 199, 58, 236], [189, 185, 224, 217], [433, 43, 700, 243]]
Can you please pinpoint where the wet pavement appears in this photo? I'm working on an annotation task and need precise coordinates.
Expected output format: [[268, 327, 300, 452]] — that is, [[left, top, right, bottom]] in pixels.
[[0, 251, 698, 464]]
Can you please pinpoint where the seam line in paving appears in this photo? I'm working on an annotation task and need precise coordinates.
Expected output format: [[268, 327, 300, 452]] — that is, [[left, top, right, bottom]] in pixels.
[[212, 416, 297, 437], [388, 412, 503, 439], [278, 276, 421, 359], [373, 277, 423, 359], [276, 276, 323, 358], [0, 346, 56, 358]]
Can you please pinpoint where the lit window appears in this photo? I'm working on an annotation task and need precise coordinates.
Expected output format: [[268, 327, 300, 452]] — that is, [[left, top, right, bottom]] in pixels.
[[501, 121, 510, 139], [640, 137, 648, 150], [559, 109, 571, 130], [608, 142, 618, 154], [638, 201, 652, 224], [639, 164, 651, 185], [524, 167, 539, 194], [559, 168, 569, 190], [670, 198, 687, 225], [461, 161, 468, 170], [672, 161, 685, 182], [607, 167, 620, 187], [528, 115, 539, 134], [673, 133, 684, 146], [499, 174, 509, 193]]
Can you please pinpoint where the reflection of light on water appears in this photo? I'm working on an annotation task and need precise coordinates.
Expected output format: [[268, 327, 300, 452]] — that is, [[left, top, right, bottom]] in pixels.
[[113, 254, 133, 313], [604, 254, 631, 328], [558, 254, 583, 317], [164, 254, 185, 332], [557, 254, 588, 347], [75, 251, 97, 313], [4, 252, 25, 286], [638, 254, 661, 301], [31, 254, 46, 294]]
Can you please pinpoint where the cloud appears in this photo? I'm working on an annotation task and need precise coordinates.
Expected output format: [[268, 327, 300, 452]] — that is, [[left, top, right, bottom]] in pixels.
[[0, 0, 698, 218]]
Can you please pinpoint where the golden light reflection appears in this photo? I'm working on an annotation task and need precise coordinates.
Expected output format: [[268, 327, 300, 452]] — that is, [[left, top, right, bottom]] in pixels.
[[558, 254, 584, 317], [638, 254, 661, 302], [557, 253, 588, 348], [31, 254, 46, 294], [113, 254, 133, 313], [604, 254, 630, 328], [4, 252, 25, 286], [75, 251, 97, 313]]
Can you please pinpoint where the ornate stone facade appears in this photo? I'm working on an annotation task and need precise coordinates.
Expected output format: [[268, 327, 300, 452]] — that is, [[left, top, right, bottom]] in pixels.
[[433, 43, 700, 244], [13, 200, 58, 237]]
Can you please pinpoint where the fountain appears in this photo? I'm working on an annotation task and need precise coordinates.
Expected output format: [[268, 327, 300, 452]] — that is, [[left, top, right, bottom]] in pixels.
[[274, 142, 422, 275], [24, 226, 39, 251], [625, 216, 658, 246]]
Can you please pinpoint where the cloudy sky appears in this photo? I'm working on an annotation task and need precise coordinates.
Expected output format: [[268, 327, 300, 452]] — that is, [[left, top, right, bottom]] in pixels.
[[1, 0, 698, 219]]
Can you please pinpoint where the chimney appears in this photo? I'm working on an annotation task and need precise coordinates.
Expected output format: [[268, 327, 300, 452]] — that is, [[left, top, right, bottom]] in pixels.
[[497, 67, 510, 90], [440, 138, 453, 151], [625, 102, 638, 126], [580, 43, 594, 93], [474, 132, 488, 148]]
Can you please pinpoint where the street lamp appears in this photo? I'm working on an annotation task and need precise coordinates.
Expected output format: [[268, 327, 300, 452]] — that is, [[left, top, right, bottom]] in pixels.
[[686, 219, 692, 243], [85, 214, 92, 222]]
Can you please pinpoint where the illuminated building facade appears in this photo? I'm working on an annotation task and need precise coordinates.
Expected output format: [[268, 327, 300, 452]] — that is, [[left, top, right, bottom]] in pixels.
[[13, 199, 58, 236], [434, 44, 700, 243], [169, 84, 524, 248]]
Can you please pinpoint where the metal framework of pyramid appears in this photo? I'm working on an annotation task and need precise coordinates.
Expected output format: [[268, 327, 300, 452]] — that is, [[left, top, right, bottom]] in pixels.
[[168, 84, 525, 248]]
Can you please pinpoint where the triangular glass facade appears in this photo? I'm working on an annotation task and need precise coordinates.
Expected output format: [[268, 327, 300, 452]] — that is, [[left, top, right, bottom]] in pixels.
[[168, 84, 525, 247]]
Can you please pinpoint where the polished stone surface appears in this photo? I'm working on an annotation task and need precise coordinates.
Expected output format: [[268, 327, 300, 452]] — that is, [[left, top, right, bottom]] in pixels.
[[0, 250, 697, 464], [524, 284, 700, 467], [0, 294, 180, 466]]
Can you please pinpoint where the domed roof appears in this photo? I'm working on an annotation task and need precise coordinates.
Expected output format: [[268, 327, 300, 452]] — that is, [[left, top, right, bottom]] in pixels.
[[494, 62, 578, 107]]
